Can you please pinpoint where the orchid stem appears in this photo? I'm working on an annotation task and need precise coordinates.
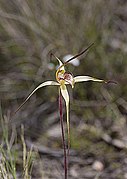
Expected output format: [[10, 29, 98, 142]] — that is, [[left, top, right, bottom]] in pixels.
[[59, 90, 68, 179], [66, 104, 70, 163]]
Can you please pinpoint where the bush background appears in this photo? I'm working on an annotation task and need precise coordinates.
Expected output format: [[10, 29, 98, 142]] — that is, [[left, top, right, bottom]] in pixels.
[[0, 0, 127, 178]]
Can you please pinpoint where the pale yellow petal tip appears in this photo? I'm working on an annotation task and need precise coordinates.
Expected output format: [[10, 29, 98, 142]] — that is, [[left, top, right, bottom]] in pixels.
[[71, 84, 74, 88], [70, 79, 74, 88]]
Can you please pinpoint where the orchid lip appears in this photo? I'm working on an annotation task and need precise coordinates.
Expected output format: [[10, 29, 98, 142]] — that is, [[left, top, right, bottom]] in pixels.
[[64, 79, 75, 88], [63, 72, 75, 88]]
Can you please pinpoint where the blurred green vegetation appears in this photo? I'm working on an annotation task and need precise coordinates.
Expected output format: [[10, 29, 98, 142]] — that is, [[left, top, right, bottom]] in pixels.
[[0, 0, 127, 177]]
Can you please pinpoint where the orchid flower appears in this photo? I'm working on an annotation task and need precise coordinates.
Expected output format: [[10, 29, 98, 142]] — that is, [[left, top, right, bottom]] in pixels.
[[15, 43, 107, 149], [14, 43, 117, 179], [15, 43, 108, 177]]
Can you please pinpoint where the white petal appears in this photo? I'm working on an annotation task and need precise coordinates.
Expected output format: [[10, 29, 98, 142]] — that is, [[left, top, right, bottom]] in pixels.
[[74, 76, 104, 83], [60, 84, 69, 105], [25, 81, 59, 100], [60, 84, 70, 151], [56, 56, 65, 71], [15, 81, 59, 113], [57, 57, 63, 67]]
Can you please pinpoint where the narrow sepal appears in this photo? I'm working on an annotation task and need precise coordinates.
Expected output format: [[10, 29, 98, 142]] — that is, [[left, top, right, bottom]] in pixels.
[[14, 81, 60, 114], [60, 84, 70, 158], [74, 76, 105, 83]]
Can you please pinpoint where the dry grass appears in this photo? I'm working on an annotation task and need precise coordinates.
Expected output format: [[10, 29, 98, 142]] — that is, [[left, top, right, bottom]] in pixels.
[[0, 0, 127, 178]]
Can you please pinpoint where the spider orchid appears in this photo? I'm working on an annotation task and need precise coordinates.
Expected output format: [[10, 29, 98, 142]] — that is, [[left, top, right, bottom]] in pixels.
[[15, 43, 108, 178], [15, 43, 105, 145], [15, 43, 107, 147]]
